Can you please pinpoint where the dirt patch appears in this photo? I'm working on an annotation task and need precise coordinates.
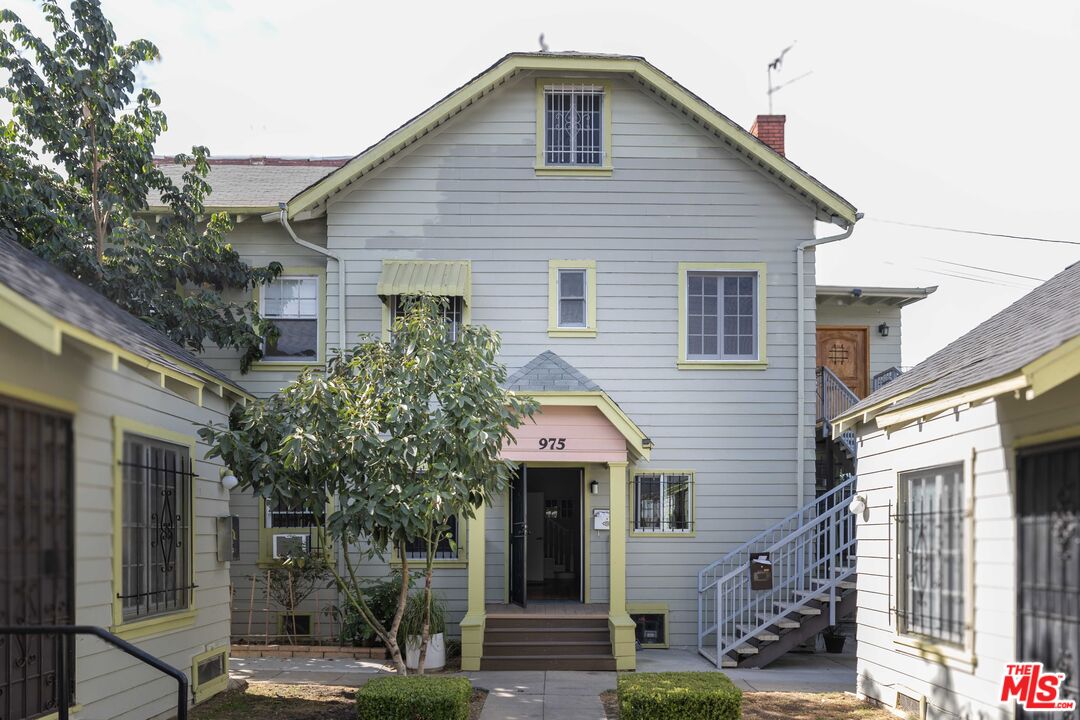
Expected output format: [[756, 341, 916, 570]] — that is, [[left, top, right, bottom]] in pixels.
[[599, 689, 893, 720], [192, 682, 487, 720]]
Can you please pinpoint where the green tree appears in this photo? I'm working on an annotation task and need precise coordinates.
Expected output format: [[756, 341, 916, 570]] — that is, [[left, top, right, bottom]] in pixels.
[[200, 297, 538, 673], [0, 0, 280, 371]]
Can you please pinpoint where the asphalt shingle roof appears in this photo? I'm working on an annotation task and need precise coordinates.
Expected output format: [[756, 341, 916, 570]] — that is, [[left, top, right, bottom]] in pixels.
[[148, 158, 347, 210], [504, 351, 602, 393], [843, 260, 1080, 419], [0, 231, 242, 393]]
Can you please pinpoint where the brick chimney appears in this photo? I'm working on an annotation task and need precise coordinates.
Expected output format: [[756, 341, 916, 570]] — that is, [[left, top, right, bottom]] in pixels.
[[750, 115, 786, 157]]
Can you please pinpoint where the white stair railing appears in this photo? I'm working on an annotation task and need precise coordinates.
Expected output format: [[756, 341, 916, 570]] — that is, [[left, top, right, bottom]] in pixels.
[[697, 475, 858, 667], [817, 366, 860, 458]]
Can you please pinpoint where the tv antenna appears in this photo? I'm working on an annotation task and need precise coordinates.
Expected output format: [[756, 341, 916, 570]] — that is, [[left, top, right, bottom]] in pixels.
[[767, 42, 812, 113]]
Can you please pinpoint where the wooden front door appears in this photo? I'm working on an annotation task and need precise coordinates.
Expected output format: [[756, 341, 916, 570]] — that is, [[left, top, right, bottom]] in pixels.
[[0, 395, 75, 720], [817, 326, 869, 398]]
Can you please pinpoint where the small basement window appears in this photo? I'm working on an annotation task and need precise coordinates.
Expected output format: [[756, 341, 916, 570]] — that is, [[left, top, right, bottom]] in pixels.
[[280, 613, 312, 637], [630, 611, 667, 648], [197, 652, 226, 686]]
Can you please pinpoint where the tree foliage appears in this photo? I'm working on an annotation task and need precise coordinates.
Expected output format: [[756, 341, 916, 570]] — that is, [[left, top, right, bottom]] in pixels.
[[201, 297, 538, 673], [0, 0, 280, 371]]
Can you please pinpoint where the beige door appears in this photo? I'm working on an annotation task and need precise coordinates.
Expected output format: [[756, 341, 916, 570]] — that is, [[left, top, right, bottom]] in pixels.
[[817, 326, 869, 398]]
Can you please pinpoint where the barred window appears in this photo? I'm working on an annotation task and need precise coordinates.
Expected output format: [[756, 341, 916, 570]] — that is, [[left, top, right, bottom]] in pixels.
[[543, 84, 604, 166], [633, 473, 693, 533], [262, 276, 320, 361], [686, 272, 758, 361], [265, 499, 318, 529], [391, 295, 464, 341], [898, 464, 966, 645], [404, 515, 459, 560], [121, 435, 192, 620]]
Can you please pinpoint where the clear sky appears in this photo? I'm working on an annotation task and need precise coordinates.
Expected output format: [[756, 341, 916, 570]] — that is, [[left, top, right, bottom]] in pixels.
[[7, 0, 1079, 366]]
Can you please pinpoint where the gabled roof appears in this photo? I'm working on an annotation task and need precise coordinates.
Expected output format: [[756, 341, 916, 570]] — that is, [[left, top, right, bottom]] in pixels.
[[285, 52, 858, 225], [835, 261, 1080, 432], [0, 232, 249, 402], [816, 285, 937, 308], [505, 350, 601, 392]]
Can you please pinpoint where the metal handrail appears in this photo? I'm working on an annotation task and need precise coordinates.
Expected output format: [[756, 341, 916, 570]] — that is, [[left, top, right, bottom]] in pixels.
[[872, 366, 903, 392], [817, 366, 859, 457], [0, 625, 189, 720]]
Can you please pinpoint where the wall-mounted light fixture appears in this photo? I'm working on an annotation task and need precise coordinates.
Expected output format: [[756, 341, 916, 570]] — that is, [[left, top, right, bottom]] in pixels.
[[642, 437, 653, 448], [590, 480, 600, 495], [220, 468, 239, 492], [878, 322, 890, 337], [848, 494, 867, 515]]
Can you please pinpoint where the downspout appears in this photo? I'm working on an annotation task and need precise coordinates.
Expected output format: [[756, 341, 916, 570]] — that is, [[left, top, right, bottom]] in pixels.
[[795, 212, 863, 511], [278, 203, 347, 353]]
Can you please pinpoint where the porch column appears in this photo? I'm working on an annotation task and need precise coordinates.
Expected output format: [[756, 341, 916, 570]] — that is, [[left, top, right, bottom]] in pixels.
[[459, 500, 486, 671], [607, 460, 636, 670]]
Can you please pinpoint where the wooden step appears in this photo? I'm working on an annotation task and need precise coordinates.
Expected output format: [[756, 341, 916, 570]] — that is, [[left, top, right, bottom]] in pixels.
[[484, 628, 609, 644], [795, 590, 831, 603], [484, 616, 608, 630], [722, 637, 758, 655], [722, 655, 737, 668], [775, 603, 821, 616], [810, 578, 857, 591], [758, 613, 800, 629], [479, 654, 616, 671], [737, 624, 779, 642], [483, 640, 612, 657]]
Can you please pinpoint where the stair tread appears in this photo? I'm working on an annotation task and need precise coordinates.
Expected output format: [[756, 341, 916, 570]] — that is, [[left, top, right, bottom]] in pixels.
[[484, 640, 610, 646], [721, 637, 759, 655], [736, 624, 780, 642], [757, 613, 800, 629], [776, 603, 822, 616]]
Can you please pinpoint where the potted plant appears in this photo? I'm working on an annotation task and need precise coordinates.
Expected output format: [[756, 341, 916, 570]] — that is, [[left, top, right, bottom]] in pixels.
[[401, 590, 446, 671], [822, 626, 846, 654]]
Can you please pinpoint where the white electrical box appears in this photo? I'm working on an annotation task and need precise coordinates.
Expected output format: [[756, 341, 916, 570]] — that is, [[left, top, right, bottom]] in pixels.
[[593, 508, 610, 531]]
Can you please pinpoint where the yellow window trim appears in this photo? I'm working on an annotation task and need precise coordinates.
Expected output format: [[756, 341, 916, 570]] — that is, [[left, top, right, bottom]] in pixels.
[[548, 260, 597, 337], [676, 262, 768, 370], [251, 266, 327, 372], [627, 602, 670, 648], [1014, 424, 1080, 449], [628, 469, 696, 538], [191, 645, 230, 704], [257, 497, 332, 565], [390, 513, 469, 568], [0, 381, 77, 414], [110, 416, 198, 636], [534, 78, 613, 174]]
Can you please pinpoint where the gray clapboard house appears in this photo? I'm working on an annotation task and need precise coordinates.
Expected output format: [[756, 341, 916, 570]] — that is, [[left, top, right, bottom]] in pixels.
[[153, 51, 932, 671]]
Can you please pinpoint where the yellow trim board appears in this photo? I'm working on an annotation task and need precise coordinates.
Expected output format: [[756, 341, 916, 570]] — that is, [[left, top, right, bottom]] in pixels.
[[534, 78, 613, 174], [548, 260, 598, 337], [871, 374, 1029, 432], [0, 381, 78, 414], [676, 262, 768, 369], [1014, 424, 1080, 450], [286, 54, 857, 225], [1022, 332, 1080, 398], [251, 266, 327, 372], [110, 416, 198, 636]]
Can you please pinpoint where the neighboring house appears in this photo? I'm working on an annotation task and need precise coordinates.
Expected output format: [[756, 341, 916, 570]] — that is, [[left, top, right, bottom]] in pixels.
[[151, 51, 931, 672], [833, 262, 1080, 719], [0, 234, 245, 719]]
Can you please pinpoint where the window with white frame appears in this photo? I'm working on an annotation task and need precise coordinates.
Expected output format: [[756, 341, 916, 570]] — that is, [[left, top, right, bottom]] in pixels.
[[121, 434, 192, 620], [686, 272, 758, 361], [390, 295, 464, 341], [261, 276, 319, 361], [898, 463, 966, 645], [543, 84, 605, 166], [557, 268, 588, 327], [633, 473, 693, 533]]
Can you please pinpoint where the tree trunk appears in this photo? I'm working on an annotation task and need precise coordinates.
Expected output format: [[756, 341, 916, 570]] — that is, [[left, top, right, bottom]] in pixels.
[[385, 545, 411, 675], [417, 532, 435, 674]]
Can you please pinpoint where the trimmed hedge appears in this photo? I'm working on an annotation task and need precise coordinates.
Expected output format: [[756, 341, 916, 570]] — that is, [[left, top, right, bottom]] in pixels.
[[619, 672, 742, 720], [356, 675, 471, 720]]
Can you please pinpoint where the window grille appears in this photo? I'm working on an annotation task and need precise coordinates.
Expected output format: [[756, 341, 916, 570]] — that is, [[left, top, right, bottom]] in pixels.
[[631, 612, 666, 646], [262, 276, 319, 360], [557, 268, 587, 327], [633, 473, 693, 533], [404, 515, 459, 560], [686, 272, 758, 360], [120, 435, 194, 620], [896, 464, 966, 645], [544, 84, 605, 166], [265, 499, 319, 529], [391, 295, 464, 341]]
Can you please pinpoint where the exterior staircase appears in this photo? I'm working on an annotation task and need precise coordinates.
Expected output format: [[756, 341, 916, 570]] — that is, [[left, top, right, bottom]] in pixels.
[[697, 475, 858, 668], [817, 365, 860, 459], [480, 615, 616, 670]]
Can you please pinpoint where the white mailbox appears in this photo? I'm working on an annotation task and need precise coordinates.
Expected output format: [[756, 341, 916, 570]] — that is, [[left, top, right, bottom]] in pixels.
[[593, 508, 610, 531]]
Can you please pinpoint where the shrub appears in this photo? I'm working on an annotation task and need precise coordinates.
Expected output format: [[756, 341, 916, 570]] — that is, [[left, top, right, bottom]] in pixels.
[[356, 676, 471, 720], [618, 672, 742, 720], [332, 570, 416, 647]]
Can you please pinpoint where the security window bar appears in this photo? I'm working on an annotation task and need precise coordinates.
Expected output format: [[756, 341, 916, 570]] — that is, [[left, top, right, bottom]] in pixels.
[[120, 435, 193, 620], [897, 464, 965, 645], [265, 499, 319, 529], [262, 276, 319, 360], [634, 474, 693, 533], [686, 271, 758, 361], [404, 515, 459, 560], [558, 268, 588, 327], [391, 295, 464, 342], [544, 84, 604, 166]]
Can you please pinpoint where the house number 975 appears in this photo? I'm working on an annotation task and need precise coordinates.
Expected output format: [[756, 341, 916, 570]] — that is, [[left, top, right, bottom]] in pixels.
[[538, 438, 566, 450]]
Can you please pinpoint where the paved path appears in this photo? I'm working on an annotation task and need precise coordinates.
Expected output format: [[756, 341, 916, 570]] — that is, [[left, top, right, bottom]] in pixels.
[[461, 670, 612, 720], [637, 647, 856, 692]]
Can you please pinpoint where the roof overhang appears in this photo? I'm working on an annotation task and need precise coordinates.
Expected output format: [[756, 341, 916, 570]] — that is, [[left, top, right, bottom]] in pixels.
[[816, 285, 937, 308], [513, 390, 652, 462], [376, 260, 472, 306], [284, 53, 858, 226]]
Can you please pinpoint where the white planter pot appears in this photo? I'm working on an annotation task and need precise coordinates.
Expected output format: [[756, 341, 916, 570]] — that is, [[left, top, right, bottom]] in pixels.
[[405, 632, 446, 670]]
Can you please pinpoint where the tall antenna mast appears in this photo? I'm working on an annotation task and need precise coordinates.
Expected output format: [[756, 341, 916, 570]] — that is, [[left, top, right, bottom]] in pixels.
[[767, 42, 812, 114]]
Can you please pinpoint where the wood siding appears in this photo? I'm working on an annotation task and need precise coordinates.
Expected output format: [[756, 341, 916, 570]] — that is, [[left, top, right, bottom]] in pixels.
[[816, 301, 903, 379]]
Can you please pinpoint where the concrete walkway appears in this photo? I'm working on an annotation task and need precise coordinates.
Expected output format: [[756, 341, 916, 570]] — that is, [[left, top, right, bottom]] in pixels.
[[461, 670, 611, 720], [637, 647, 856, 692]]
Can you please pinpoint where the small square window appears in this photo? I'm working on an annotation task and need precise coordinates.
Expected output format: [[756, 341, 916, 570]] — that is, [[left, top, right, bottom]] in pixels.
[[633, 473, 693, 533], [631, 612, 667, 647]]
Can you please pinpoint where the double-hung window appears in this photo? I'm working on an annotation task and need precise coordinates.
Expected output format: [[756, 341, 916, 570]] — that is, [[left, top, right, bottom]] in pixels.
[[633, 473, 693, 534], [558, 269, 587, 327], [261, 275, 320, 362], [678, 263, 765, 367], [538, 81, 611, 172], [121, 434, 192, 620], [404, 515, 460, 561], [898, 463, 966, 645], [548, 260, 597, 336], [390, 295, 464, 341]]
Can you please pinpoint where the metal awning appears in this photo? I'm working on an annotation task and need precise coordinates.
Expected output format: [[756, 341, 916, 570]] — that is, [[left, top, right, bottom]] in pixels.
[[376, 260, 472, 305]]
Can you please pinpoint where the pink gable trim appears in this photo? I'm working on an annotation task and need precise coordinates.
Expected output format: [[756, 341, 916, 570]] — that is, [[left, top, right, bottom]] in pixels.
[[503, 405, 628, 463]]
